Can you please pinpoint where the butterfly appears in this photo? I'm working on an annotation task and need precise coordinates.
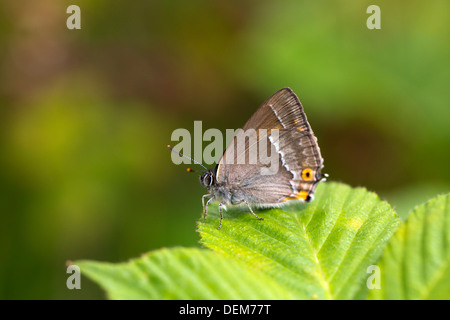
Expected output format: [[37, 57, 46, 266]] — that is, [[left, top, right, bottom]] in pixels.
[[170, 88, 326, 230]]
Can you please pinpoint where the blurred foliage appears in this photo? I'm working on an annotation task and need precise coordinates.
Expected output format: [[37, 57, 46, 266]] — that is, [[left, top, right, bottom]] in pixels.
[[0, 0, 449, 299]]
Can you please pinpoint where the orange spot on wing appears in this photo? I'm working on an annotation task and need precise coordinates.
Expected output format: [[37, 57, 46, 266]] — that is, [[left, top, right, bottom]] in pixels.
[[301, 168, 314, 181], [283, 191, 309, 202]]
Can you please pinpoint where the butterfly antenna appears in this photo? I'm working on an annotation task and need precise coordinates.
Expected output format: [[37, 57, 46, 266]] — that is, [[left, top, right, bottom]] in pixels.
[[167, 145, 208, 171]]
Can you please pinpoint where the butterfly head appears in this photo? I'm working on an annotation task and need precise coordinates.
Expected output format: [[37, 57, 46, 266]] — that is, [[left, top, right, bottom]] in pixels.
[[168, 145, 215, 189], [200, 169, 216, 189]]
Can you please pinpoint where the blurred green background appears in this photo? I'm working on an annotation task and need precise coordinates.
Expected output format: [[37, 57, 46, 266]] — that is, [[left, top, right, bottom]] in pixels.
[[0, 0, 449, 299]]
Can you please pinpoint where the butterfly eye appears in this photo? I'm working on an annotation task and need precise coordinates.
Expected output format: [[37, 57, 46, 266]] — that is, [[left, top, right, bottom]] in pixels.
[[301, 168, 314, 181], [202, 173, 213, 187]]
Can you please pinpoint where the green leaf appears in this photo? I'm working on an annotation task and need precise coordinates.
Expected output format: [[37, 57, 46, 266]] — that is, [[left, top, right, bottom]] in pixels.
[[76, 182, 402, 300], [77, 247, 294, 299], [198, 182, 400, 299], [368, 193, 450, 300]]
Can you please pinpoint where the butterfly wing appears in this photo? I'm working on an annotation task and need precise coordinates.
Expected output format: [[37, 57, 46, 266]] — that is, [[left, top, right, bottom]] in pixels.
[[216, 88, 325, 204]]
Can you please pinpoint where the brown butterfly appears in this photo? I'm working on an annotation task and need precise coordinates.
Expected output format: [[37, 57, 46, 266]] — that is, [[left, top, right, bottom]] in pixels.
[[171, 88, 327, 229]]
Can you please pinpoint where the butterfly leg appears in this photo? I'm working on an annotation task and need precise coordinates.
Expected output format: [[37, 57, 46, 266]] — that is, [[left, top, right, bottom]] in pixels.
[[202, 194, 212, 222], [217, 202, 225, 230], [244, 200, 264, 221]]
